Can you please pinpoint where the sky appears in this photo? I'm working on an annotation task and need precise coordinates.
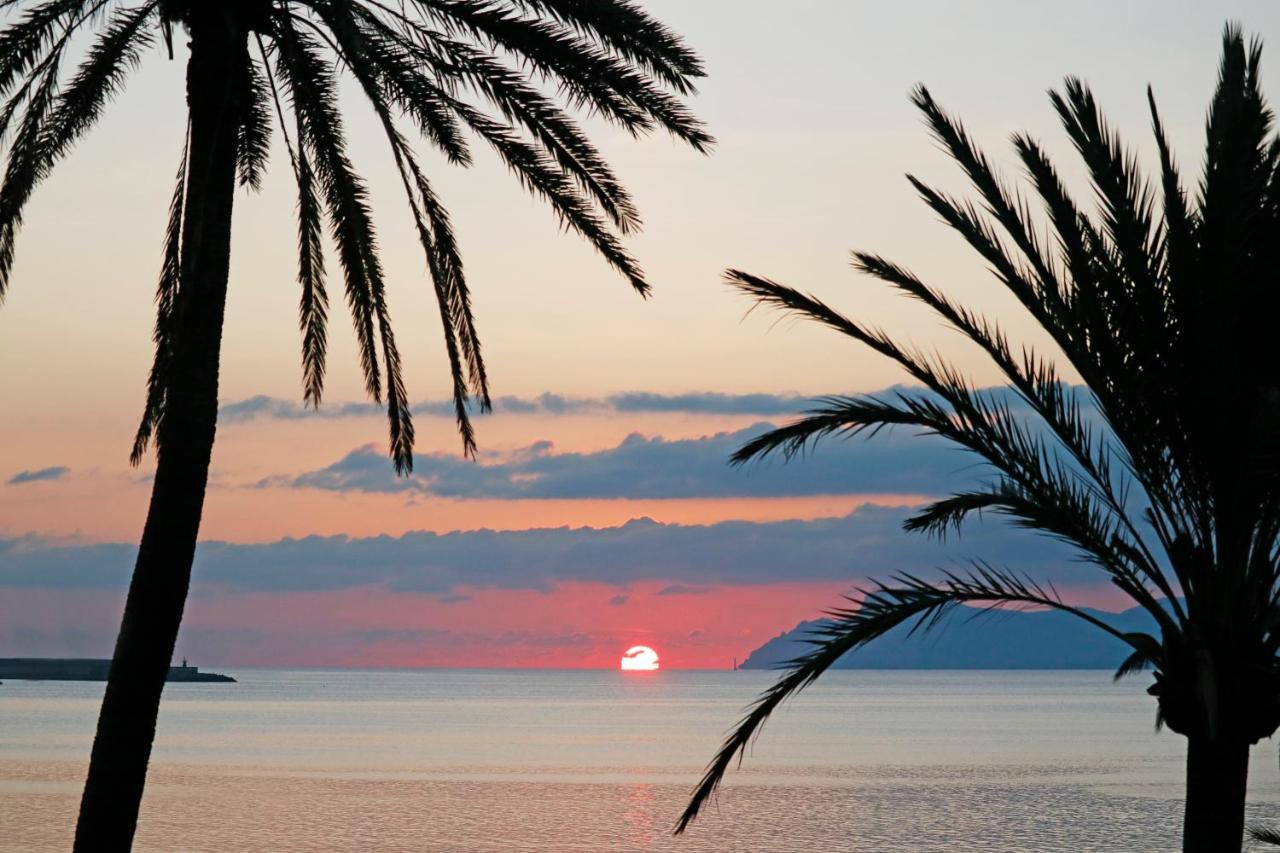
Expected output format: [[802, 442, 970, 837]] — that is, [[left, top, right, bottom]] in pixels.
[[1, 1, 1279, 668]]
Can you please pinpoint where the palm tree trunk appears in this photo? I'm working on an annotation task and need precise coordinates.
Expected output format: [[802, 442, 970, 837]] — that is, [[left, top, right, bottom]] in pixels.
[[1182, 735, 1249, 852], [72, 6, 248, 851]]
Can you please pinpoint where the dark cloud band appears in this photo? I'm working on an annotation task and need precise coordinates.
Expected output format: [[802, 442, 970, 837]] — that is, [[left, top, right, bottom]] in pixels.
[[247, 383, 1100, 500], [220, 391, 837, 423], [0, 505, 1089, 594], [270, 422, 967, 499]]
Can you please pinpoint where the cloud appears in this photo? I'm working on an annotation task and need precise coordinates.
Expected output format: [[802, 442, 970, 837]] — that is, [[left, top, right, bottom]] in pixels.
[[0, 505, 1091, 595], [271, 422, 967, 499], [222, 385, 1099, 425], [219, 394, 584, 423], [607, 594, 629, 606], [655, 584, 716, 596], [491, 630, 596, 648], [220, 390, 826, 423], [7, 466, 69, 485], [608, 392, 816, 416], [262, 384, 1104, 501], [346, 628, 457, 645]]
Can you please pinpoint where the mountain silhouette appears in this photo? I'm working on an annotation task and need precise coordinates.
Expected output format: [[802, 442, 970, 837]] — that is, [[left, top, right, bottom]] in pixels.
[[740, 604, 1161, 670]]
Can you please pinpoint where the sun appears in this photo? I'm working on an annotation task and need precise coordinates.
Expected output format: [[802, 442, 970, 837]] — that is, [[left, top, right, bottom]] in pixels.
[[620, 645, 660, 671]]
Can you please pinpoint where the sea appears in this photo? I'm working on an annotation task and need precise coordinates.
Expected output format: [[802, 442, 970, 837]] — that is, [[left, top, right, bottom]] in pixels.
[[3, 669, 1279, 852]]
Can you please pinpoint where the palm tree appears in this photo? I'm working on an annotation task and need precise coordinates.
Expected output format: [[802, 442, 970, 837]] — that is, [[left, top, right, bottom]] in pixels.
[[676, 26, 1279, 853], [0, 0, 709, 848]]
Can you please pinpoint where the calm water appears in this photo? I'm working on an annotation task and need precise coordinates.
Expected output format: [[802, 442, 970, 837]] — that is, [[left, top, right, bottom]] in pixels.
[[2, 669, 1279, 851]]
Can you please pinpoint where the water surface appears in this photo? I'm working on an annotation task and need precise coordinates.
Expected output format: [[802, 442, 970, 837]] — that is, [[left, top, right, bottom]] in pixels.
[[2, 669, 1277, 851]]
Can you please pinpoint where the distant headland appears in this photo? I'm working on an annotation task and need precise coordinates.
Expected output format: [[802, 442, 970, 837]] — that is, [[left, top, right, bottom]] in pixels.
[[0, 658, 235, 683], [740, 604, 1162, 670]]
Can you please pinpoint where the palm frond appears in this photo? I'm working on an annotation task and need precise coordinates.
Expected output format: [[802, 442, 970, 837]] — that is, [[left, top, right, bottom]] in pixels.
[[1113, 631, 1162, 681], [271, 20, 383, 404], [902, 489, 1006, 538], [417, 0, 712, 150], [848, 251, 1180, 612], [1051, 77, 1160, 296], [910, 85, 1068, 322], [1199, 24, 1271, 231], [1250, 824, 1280, 846], [508, 0, 706, 94], [303, 1, 482, 454], [675, 567, 1141, 833], [0, 48, 60, 300], [29, 0, 155, 171], [294, 121, 328, 407], [1146, 87, 1194, 285], [131, 125, 187, 464], [236, 56, 272, 190], [382, 18, 642, 232], [303, 4, 488, 389], [414, 168, 489, 412], [0, 0, 102, 102], [374, 294, 416, 473], [1013, 134, 1205, 549], [1183, 25, 1279, 585], [851, 255, 1096, 487], [272, 18, 427, 471], [359, 0, 668, 235], [313, 4, 474, 165], [400, 146, 479, 456], [335, 12, 657, 294], [0, 1, 156, 299], [1050, 83, 1186, 498], [252, 34, 329, 409], [458, 104, 651, 292], [1012, 123, 1195, 551], [726, 272, 1179, 627]]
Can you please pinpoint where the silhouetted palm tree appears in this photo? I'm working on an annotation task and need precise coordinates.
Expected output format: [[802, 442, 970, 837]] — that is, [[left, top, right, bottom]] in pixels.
[[0, 1, 709, 848], [677, 26, 1277, 853]]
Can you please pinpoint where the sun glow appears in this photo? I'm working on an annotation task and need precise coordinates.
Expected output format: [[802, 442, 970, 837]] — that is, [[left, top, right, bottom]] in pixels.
[[620, 645, 660, 671]]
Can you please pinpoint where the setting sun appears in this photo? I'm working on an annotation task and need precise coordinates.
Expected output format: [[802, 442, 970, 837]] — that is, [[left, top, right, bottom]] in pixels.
[[620, 646, 660, 671]]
